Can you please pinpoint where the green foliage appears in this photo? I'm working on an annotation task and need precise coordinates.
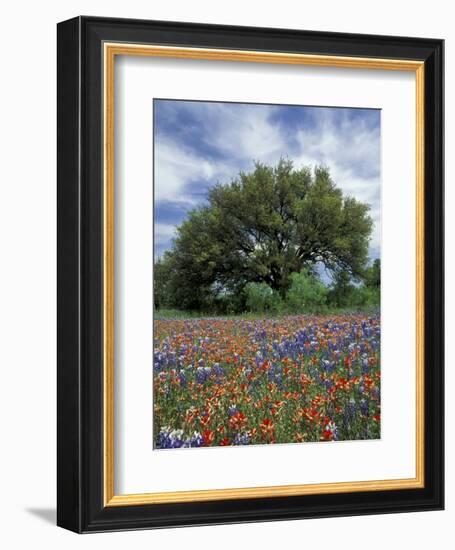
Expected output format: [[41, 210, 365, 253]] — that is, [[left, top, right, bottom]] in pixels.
[[327, 263, 380, 310], [245, 282, 272, 312], [363, 258, 381, 289], [327, 270, 353, 309], [287, 270, 328, 313], [214, 290, 247, 315], [154, 254, 172, 309], [156, 160, 374, 313], [352, 286, 380, 308], [243, 271, 329, 315], [244, 282, 284, 314]]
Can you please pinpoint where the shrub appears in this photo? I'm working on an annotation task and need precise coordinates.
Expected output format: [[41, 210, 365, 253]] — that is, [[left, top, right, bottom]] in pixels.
[[245, 282, 273, 312], [327, 281, 380, 310], [286, 270, 328, 313], [245, 282, 284, 313], [350, 286, 380, 309]]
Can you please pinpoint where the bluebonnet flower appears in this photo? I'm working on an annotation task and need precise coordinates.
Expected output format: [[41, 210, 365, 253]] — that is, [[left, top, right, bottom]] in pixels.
[[188, 431, 204, 447], [320, 358, 335, 374], [156, 427, 184, 448], [348, 397, 357, 419], [323, 421, 339, 441], [228, 404, 238, 416], [360, 398, 369, 417], [156, 427, 204, 449], [310, 339, 319, 352], [212, 362, 224, 377], [178, 369, 187, 386], [196, 366, 211, 384], [233, 432, 251, 445]]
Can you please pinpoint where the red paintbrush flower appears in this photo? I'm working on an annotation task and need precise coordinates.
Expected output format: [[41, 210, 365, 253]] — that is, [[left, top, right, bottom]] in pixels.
[[202, 429, 215, 446], [260, 418, 275, 439], [229, 411, 247, 431], [199, 414, 211, 427]]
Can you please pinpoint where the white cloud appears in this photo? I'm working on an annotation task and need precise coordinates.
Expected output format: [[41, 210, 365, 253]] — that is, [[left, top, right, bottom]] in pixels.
[[154, 102, 381, 258], [293, 109, 381, 255], [155, 222, 177, 246], [198, 102, 286, 162], [154, 139, 218, 204], [154, 102, 289, 206]]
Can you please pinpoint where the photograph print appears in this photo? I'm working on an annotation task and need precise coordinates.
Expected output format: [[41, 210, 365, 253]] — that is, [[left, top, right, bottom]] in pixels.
[[153, 99, 381, 450]]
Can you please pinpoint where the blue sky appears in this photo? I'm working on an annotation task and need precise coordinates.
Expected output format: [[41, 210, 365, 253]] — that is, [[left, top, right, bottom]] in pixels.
[[154, 99, 380, 262]]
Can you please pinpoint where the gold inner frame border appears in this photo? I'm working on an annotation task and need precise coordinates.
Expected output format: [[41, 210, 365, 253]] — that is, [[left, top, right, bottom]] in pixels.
[[103, 43, 425, 506]]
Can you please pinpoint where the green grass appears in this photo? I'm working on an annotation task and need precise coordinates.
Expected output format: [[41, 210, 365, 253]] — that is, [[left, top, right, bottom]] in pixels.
[[154, 308, 268, 320], [154, 306, 380, 320]]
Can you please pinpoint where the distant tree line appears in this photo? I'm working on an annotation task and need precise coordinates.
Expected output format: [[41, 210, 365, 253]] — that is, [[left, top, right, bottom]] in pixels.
[[154, 160, 380, 314]]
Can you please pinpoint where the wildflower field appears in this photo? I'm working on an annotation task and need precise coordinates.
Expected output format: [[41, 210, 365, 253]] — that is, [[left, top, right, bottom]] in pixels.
[[154, 314, 380, 449]]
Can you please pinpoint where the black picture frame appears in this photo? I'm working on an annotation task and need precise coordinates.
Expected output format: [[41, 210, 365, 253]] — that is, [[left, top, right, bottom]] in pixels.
[[57, 16, 444, 533]]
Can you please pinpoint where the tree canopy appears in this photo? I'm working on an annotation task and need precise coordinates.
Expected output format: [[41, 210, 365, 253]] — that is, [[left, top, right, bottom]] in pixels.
[[155, 159, 373, 311]]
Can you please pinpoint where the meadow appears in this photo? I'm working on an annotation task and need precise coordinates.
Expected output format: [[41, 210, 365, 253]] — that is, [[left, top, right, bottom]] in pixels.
[[153, 313, 381, 449]]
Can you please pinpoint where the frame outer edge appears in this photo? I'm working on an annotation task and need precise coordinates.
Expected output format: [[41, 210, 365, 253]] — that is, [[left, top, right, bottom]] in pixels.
[[56, 16, 445, 532], [439, 40, 445, 510], [57, 16, 83, 533], [427, 40, 445, 510]]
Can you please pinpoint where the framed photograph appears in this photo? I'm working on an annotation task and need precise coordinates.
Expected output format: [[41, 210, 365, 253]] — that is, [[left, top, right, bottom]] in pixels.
[[57, 16, 444, 533]]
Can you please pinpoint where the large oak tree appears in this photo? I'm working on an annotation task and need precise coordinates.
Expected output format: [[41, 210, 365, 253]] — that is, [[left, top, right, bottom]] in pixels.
[[156, 159, 373, 310]]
